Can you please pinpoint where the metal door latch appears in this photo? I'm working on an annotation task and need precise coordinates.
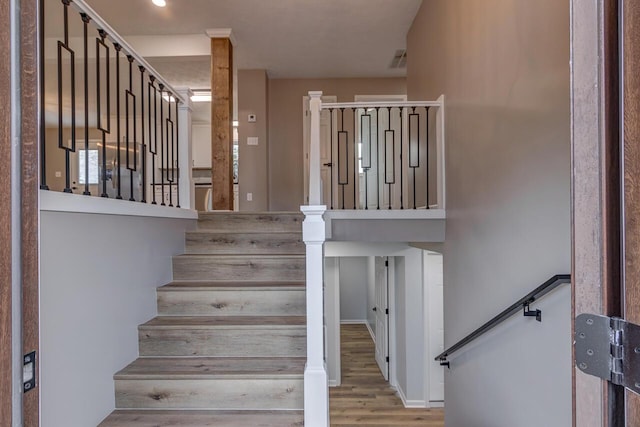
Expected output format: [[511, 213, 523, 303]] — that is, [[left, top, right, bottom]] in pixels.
[[575, 313, 640, 395]]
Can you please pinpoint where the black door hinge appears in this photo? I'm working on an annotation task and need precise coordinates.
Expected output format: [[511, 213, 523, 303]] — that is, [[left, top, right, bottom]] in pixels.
[[385, 260, 389, 267], [385, 308, 389, 315], [386, 356, 389, 362]]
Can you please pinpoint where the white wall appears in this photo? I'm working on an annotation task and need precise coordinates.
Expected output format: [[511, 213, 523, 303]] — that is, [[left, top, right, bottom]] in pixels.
[[366, 256, 376, 335], [324, 257, 341, 386], [192, 124, 211, 167], [40, 211, 195, 427], [393, 248, 426, 406], [407, 1, 572, 425], [339, 257, 368, 322], [424, 252, 444, 404]]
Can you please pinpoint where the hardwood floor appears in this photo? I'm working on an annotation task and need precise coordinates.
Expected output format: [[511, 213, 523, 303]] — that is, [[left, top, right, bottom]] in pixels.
[[330, 324, 445, 426]]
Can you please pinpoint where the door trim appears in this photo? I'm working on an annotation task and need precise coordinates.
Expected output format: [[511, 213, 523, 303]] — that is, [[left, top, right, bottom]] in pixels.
[[571, 0, 625, 425], [20, 0, 40, 424], [621, 0, 640, 422], [1, 0, 13, 424]]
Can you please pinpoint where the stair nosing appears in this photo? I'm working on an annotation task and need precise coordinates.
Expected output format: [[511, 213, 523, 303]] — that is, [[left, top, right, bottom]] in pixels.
[[174, 254, 306, 258], [139, 316, 306, 329], [187, 230, 303, 235]]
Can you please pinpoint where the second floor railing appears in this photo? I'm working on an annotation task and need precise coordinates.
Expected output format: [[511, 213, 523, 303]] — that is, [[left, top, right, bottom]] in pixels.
[[41, 0, 189, 208], [306, 91, 445, 210]]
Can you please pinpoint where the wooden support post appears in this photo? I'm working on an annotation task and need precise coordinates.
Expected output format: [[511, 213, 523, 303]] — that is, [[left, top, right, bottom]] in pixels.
[[208, 29, 234, 210]]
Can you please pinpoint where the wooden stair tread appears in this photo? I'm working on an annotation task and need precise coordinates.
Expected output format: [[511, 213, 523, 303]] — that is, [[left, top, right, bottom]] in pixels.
[[115, 357, 305, 379], [174, 254, 305, 259], [159, 280, 306, 291], [140, 316, 306, 328], [99, 410, 304, 427], [187, 230, 302, 235]]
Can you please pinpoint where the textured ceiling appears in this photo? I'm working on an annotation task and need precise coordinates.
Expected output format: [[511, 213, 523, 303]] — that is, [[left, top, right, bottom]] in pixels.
[[82, 0, 422, 80]]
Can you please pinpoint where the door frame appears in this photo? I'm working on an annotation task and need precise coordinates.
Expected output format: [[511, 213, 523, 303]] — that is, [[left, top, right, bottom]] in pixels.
[[374, 256, 389, 380], [1, 0, 13, 424], [571, 0, 628, 425], [21, 0, 40, 421]]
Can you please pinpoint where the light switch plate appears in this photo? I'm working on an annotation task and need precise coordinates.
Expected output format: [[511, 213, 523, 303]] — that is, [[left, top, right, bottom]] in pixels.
[[248, 114, 257, 122], [247, 192, 253, 201], [247, 137, 259, 146]]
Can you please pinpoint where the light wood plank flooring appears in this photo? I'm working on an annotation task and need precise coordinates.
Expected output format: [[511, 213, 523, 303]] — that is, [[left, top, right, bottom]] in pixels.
[[330, 324, 445, 426]]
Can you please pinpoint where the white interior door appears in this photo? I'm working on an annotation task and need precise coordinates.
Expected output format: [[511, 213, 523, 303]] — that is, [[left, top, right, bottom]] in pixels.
[[303, 95, 337, 206], [374, 256, 389, 380]]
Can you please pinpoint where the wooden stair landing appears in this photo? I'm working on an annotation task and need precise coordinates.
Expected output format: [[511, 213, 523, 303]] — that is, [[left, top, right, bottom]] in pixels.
[[99, 410, 304, 427], [100, 212, 306, 425]]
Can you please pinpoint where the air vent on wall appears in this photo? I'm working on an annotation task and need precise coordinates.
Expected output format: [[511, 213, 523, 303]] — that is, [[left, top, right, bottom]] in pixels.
[[390, 49, 407, 69]]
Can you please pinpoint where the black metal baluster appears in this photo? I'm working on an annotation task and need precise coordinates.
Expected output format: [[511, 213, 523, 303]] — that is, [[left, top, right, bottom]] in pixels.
[[409, 107, 420, 209], [114, 43, 122, 199], [385, 107, 396, 209], [352, 108, 356, 209], [125, 55, 137, 201], [375, 107, 380, 210], [361, 109, 372, 210], [399, 107, 404, 209], [39, 0, 48, 190], [175, 99, 180, 208], [139, 66, 146, 203], [425, 106, 430, 209], [159, 84, 165, 206], [81, 13, 91, 195], [58, 0, 75, 194], [328, 108, 334, 209], [96, 29, 110, 198], [167, 92, 174, 207], [338, 108, 348, 209], [149, 76, 157, 204]]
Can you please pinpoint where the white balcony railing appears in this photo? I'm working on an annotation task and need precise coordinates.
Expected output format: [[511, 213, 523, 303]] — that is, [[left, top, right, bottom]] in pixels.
[[301, 91, 446, 426], [306, 91, 445, 211]]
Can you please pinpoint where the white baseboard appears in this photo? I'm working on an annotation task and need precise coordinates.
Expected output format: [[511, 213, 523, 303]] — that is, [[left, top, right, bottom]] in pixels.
[[428, 401, 445, 408], [328, 380, 340, 387], [340, 319, 368, 325], [396, 385, 427, 408], [365, 322, 375, 342]]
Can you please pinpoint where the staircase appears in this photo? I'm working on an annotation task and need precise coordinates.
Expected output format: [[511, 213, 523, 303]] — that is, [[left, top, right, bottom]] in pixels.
[[100, 212, 306, 427]]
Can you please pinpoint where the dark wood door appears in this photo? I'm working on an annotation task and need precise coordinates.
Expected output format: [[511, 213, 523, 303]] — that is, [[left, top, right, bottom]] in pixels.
[[621, 1, 640, 424]]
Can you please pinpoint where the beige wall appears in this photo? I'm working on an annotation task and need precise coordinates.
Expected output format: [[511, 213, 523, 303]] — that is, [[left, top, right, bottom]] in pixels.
[[238, 70, 270, 211], [407, 1, 571, 426], [268, 77, 406, 211]]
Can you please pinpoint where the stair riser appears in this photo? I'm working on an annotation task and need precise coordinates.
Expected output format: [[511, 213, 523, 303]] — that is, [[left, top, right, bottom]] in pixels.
[[115, 379, 303, 410], [172, 257, 305, 281], [185, 233, 304, 255], [139, 328, 306, 357], [157, 290, 306, 316], [197, 214, 303, 233]]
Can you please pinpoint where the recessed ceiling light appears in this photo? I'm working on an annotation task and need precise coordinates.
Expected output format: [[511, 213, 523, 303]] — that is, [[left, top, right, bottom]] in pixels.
[[152, 0, 166, 7]]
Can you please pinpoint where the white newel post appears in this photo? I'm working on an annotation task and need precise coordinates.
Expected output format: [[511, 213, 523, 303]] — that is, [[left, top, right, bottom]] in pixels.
[[302, 205, 328, 427], [302, 90, 329, 427], [176, 88, 194, 210], [308, 91, 323, 205]]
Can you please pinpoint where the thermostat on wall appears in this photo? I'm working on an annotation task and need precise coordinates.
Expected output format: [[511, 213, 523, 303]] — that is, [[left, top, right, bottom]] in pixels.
[[248, 114, 257, 122]]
